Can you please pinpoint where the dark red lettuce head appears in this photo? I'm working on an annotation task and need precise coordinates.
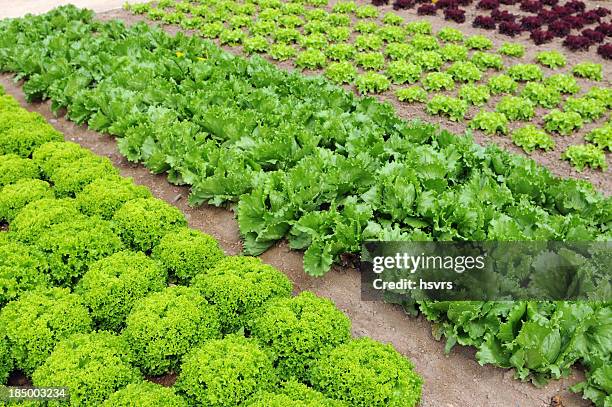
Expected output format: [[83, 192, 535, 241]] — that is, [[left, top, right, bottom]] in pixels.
[[549, 20, 571, 37], [417, 4, 437, 14], [563, 34, 592, 50], [597, 43, 612, 58], [531, 29, 554, 44], [444, 7, 466, 22], [473, 15, 497, 29], [582, 28, 605, 43]]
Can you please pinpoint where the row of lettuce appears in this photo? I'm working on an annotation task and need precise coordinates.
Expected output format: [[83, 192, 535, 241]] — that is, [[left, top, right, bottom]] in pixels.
[[124, 0, 611, 171], [0, 6, 610, 405], [0, 85, 423, 406]]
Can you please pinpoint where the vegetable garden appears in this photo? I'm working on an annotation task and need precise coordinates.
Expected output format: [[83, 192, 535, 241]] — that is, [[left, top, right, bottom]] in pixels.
[[0, 1, 610, 407]]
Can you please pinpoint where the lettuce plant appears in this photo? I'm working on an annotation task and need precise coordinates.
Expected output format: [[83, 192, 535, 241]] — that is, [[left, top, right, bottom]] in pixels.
[[75, 176, 151, 220], [459, 84, 491, 106], [511, 125, 555, 153], [382, 12, 404, 25], [10, 197, 80, 242], [386, 61, 422, 84], [124, 286, 221, 375], [572, 62, 603, 81], [585, 87, 612, 109], [50, 155, 118, 197], [295, 49, 327, 70], [543, 109, 584, 135], [585, 124, 612, 150], [384, 42, 414, 60], [201, 22, 224, 39], [153, 228, 225, 283], [354, 21, 378, 34], [426, 95, 468, 121], [103, 382, 188, 407], [0, 178, 53, 222], [520, 83, 562, 108], [355, 72, 391, 94], [191, 256, 293, 333], [328, 13, 351, 27], [465, 35, 493, 50], [112, 197, 187, 252], [32, 332, 141, 406], [310, 338, 423, 407], [251, 20, 275, 36], [395, 86, 428, 103], [355, 34, 384, 51], [410, 34, 440, 51], [0, 287, 92, 375], [35, 217, 124, 285], [439, 44, 468, 62], [327, 27, 351, 42], [487, 74, 517, 95], [470, 111, 509, 135], [563, 97, 606, 122], [544, 74, 580, 94], [507, 64, 544, 82], [219, 29, 246, 45], [305, 20, 332, 35], [251, 292, 351, 380], [77, 251, 167, 331], [498, 43, 524, 57], [279, 14, 303, 28], [437, 27, 464, 43], [229, 15, 251, 29], [177, 335, 277, 407], [269, 43, 297, 61], [332, 1, 357, 13], [471, 51, 504, 70], [562, 144, 608, 171], [245, 381, 344, 406], [496, 96, 535, 121], [325, 62, 357, 84], [326, 43, 356, 61], [0, 238, 50, 306], [355, 5, 379, 18], [354, 52, 386, 70], [377, 25, 406, 43], [272, 27, 300, 43], [423, 72, 455, 91], [406, 21, 432, 34], [0, 154, 40, 187], [447, 61, 482, 82], [243, 36, 269, 54], [413, 51, 444, 71], [536, 51, 567, 68]]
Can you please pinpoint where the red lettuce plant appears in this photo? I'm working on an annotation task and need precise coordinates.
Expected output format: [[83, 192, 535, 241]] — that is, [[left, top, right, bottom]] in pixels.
[[549, 20, 571, 37], [582, 28, 605, 43], [578, 11, 601, 24], [594, 7, 611, 17], [499, 21, 523, 36], [492, 9, 517, 22], [392, 0, 415, 9], [565, 1, 586, 13], [477, 0, 499, 9], [520, 0, 540, 13], [444, 7, 466, 22], [596, 23, 612, 36], [417, 4, 437, 14], [597, 43, 612, 59], [531, 29, 554, 44], [521, 16, 543, 30], [565, 16, 586, 29], [473, 15, 496, 29], [563, 35, 592, 50]]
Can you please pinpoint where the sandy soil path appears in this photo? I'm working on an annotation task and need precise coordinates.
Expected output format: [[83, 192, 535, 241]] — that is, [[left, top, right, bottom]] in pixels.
[[0, 0, 147, 18]]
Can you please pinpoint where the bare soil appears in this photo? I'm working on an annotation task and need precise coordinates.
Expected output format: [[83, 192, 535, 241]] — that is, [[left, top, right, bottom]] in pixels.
[[1, 72, 592, 406]]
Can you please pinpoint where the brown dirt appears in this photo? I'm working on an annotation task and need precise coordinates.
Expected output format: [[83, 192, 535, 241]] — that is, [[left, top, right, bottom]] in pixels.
[[1, 72, 592, 406], [96, 2, 611, 194]]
